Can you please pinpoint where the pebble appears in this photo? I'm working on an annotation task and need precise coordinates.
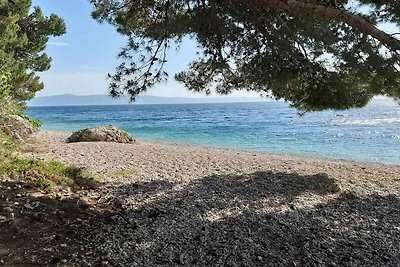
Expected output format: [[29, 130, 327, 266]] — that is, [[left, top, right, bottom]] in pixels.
[[3, 207, 13, 212], [24, 203, 34, 210], [15, 131, 400, 266], [327, 183, 341, 194]]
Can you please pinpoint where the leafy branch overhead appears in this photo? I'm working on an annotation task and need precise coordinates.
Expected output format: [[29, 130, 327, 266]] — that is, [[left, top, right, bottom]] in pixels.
[[91, 0, 400, 111]]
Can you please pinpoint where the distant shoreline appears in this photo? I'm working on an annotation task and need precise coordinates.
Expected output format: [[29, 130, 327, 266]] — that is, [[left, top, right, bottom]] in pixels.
[[28, 101, 270, 108], [28, 94, 397, 107], [28, 94, 270, 107]]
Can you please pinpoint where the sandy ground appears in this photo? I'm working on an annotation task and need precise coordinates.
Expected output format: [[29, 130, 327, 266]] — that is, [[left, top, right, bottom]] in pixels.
[[3, 131, 400, 266]]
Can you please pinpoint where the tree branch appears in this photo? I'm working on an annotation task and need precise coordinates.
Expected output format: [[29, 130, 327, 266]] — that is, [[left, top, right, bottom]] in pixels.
[[257, 0, 400, 52]]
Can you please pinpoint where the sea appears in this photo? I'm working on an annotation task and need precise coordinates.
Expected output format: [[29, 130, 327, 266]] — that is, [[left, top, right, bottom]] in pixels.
[[27, 99, 400, 166]]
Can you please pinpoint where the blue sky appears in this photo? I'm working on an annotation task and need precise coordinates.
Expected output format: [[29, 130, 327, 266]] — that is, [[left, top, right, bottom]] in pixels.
[[33, 0, 398, 98], [33, 0, 221, 97]]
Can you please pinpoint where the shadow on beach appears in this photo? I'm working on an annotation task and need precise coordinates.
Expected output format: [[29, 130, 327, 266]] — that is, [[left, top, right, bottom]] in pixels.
[[0, 171, 399, 266], [0, 180, 105, 265]]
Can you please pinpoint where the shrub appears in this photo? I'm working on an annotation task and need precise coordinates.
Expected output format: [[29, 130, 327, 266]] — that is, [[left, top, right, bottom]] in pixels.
[[35, 178, 56, 191], [0, 156, 100, 191]]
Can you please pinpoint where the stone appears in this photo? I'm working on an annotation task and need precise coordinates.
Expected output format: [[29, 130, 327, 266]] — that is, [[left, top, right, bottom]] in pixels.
[[67, 125, 135, 144], [3, 207, 13, 213], [0, 115, 38, 142], [327, 182, 341, 194], [24, 203, 33, 210]]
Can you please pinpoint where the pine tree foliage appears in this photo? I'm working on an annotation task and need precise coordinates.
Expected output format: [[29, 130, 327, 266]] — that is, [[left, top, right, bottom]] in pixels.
[[91, 0, 399, 111], [0, 0, 65, 108]]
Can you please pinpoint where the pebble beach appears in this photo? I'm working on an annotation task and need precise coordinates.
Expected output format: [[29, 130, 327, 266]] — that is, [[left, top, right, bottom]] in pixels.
[[6, 130, 400, 266]]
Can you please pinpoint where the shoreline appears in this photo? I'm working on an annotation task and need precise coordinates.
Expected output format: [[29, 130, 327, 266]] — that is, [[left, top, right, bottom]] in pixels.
[[40, 129, 399, 168], [28, 131, 400, 194], [9, 130, 400, 265]]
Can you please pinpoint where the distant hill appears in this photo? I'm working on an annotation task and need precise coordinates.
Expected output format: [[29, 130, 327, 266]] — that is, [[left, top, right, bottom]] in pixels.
[[28, 94, 267, 106]]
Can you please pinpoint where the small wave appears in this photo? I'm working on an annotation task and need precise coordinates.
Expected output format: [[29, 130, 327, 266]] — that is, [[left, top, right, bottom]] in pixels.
[[331, 118, 400, 126]]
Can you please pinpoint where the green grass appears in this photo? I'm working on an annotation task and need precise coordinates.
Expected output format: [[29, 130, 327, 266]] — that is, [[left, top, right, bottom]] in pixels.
[[0, 132, 15, 156], [35, 178, 56, 191], [0, 153, 101, 191], [0, 157, 67, 177], [0, 131, 137, 192], [72, 169, 101, 189], [0, 133, 75, 192], [108, 168, 138, 177], [0, 110, 94, 192]]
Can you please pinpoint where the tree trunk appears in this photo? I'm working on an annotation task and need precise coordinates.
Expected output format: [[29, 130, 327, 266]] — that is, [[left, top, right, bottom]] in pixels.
[[255, 0, 400, 52]]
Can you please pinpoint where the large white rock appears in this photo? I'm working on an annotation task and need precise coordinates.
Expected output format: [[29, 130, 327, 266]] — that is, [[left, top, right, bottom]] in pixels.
[[67, 125, 135, 144]]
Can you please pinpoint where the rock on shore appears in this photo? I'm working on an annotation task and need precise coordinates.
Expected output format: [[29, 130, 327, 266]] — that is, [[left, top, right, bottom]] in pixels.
[[0, 115, 37, 141], [67, 125, 135, 144]]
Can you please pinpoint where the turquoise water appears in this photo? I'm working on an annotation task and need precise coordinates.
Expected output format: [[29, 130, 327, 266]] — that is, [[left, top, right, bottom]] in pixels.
[[27, 100, 400, 165]]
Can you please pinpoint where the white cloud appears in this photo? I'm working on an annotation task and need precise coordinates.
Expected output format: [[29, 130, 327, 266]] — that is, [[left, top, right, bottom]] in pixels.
[[47, 41, 70, 47]]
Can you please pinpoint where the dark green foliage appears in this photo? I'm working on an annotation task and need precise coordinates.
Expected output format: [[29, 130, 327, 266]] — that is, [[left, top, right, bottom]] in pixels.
[[0, 0, 65, 114], [91, 0, 400, 111]]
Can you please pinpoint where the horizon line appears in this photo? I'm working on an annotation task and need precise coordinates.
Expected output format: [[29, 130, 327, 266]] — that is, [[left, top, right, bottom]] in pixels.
[[34, 93, 268, 99]]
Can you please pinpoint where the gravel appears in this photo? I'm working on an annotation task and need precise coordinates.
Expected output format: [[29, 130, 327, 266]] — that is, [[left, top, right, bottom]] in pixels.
[[21, 131, 400, 266]]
